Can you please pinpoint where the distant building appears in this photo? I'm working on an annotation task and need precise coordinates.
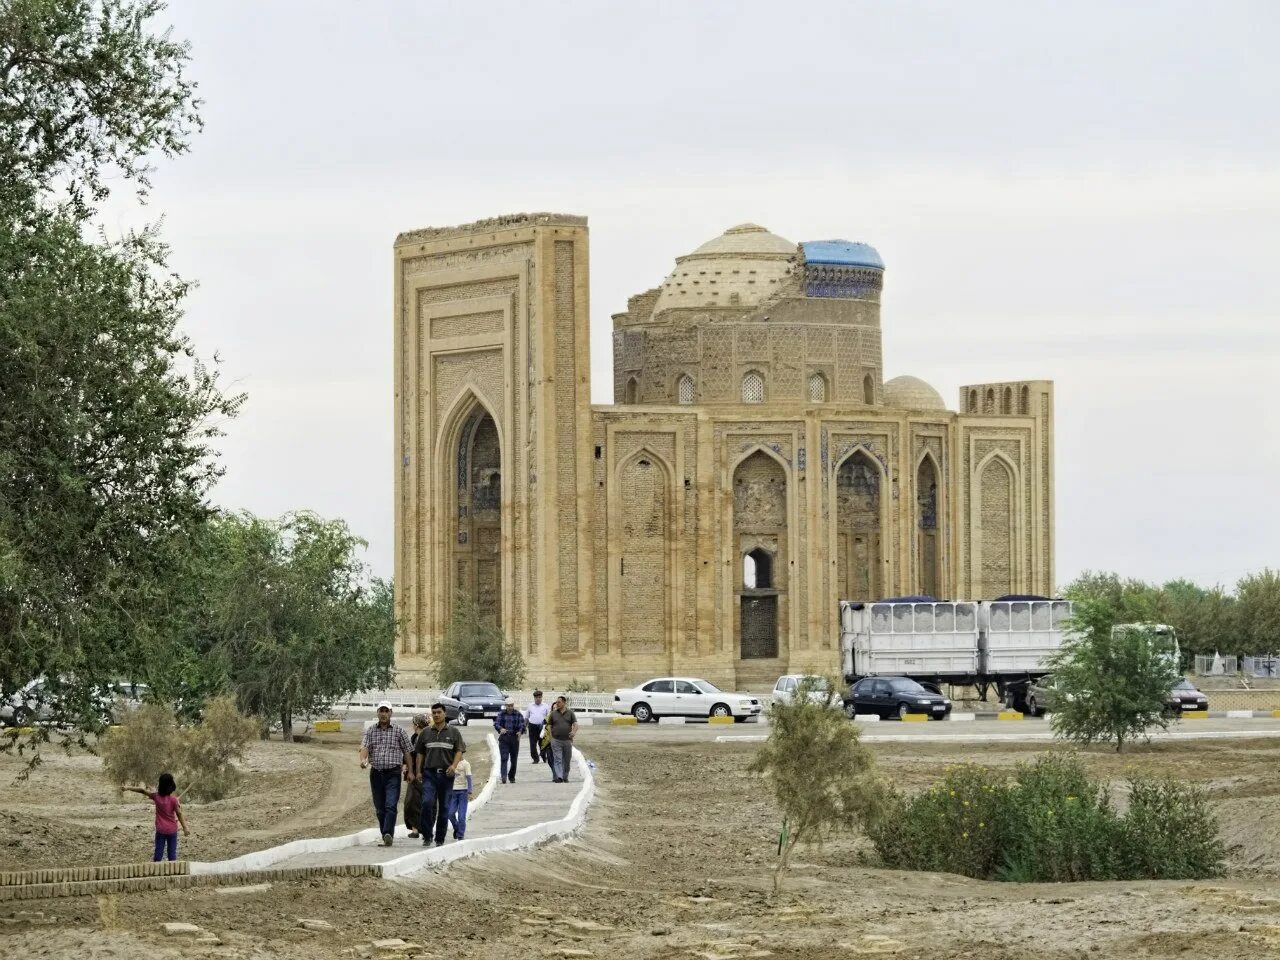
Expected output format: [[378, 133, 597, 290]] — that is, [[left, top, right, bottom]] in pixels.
[[394, 214, 1054, 688]]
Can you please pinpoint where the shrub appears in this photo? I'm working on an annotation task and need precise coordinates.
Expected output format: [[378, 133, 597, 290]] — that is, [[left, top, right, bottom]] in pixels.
[[750, 677, 887, 893], [101, 696, 258, 801], [176, 695, 259, 800], [101, 703, 181, 790], [563, 678, 592, 694], [433, 592, 525, 689], [868, 753, 1222, 882]]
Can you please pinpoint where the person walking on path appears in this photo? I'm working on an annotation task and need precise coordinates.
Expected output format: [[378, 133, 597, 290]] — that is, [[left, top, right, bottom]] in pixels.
[[524, 689, 550, 764], [403, 713, 428, 839], [494, 696, 527, 783], [359, 701, 413, 847], [125, 772, 188, 862], [547, 695, 579, 783], [447, 754, 474, 840], [414, 702, 466, 846]]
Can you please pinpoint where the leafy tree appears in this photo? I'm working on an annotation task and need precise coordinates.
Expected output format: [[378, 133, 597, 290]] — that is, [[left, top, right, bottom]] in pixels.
[[1157, 579, 1237, 663], [1236, 569, 1280, 655], [195, 512, 395, 741], [1, 0, 239, 739], [1049, 600, 1182, 752], [1, 0, 201, 217], [749, 677, 886, 894], [432, 592, 525, 690], [1063, 571, 1162, 623]]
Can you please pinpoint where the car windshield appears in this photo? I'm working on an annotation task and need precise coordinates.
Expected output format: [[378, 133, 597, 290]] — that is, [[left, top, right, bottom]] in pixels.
[[461, 683, 501, 697], [798, 676, 829, 690], [887, 678, 928, 694], [1173, 680, 1197, 691], [693, 680, 721, 694]]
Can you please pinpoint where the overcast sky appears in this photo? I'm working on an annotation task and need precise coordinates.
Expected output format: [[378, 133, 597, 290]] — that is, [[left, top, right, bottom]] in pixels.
[[109, 1, 1278, 591]]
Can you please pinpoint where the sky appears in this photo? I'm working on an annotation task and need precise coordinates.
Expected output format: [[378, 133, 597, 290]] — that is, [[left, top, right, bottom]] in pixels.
[[106, 0, 1279, 591]]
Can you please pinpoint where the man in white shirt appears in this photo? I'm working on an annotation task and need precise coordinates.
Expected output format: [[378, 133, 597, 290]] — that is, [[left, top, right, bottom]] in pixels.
[[524, 690, 550, 765]]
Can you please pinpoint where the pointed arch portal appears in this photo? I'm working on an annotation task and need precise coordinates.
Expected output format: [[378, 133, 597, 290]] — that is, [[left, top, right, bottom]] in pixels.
[[447, 403, 503, 625], [836, 450, 883, 601]]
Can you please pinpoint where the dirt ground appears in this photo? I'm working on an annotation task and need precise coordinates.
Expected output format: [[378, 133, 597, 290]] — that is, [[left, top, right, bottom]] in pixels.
[[4, 729, 1280, 959], [0, 731, 491, 869]]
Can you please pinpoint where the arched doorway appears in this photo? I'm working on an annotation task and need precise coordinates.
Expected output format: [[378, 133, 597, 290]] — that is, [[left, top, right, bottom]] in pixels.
[[916, 454, 941, 597], [733, 451, 787, 660], [449, 406, 502, 625], [836, 450, 882, 601]]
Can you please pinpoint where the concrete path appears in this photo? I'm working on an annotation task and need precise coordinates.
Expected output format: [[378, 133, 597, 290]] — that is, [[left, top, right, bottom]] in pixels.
[[275, 766, 578, 869]]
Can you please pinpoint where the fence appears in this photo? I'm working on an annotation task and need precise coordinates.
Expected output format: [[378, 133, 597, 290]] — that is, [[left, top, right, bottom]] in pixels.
[[1193, 654, 1239, 676], [1243, 656, 1280, 679]]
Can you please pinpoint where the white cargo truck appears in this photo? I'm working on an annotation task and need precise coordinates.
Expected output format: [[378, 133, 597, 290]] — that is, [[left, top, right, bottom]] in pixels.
[[840, 597, 1076, 707]]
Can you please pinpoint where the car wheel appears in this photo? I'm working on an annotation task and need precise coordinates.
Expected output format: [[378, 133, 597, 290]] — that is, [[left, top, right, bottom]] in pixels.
[[897, 702, 910, 721], [458, 712, 468, 726], [1026, 695, 1039, 718], [844, 702, 858, 720], [631, 702, 653, 723], [9, 705, 32, 727], [710, 703, 732, 719]]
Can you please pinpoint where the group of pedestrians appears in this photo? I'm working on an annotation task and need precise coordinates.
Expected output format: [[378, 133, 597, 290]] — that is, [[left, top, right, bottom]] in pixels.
[[359, 690, 579, 848]]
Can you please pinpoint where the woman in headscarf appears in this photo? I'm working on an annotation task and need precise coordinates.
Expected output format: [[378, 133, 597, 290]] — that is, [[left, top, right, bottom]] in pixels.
[[403, 713, 429, 838]]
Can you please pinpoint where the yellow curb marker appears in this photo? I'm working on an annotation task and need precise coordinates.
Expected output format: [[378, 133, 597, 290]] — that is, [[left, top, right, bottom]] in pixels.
[[313, 720, 341, 733], [1180, 710, 1208, 720], [708, 716, 736, 725], [610, 716, 638, 725], [997, 711, 1024, 721], [900, 713, 929, 722]]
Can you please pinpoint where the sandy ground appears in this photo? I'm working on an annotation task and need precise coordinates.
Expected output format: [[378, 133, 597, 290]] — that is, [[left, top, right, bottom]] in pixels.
[[0, 731, 491, 870], [4, 728, 1280, 958]]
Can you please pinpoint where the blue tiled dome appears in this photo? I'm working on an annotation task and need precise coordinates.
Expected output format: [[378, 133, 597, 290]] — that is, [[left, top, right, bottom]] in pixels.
[[800, 240, 885, 270]]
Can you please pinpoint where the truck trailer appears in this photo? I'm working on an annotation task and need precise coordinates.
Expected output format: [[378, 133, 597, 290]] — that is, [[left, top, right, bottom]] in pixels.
[[839, 597, 1076, 708]]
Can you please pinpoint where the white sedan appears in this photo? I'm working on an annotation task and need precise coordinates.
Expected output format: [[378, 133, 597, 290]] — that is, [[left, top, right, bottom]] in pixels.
[[613, 677, 763, 723]]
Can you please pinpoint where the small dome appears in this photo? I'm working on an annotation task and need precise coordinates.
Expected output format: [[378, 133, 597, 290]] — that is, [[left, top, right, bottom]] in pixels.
[[801, 240, 885, 270], [653, 224, 797, 314], [884, 375, 947, 411], [688, 223, 797, 258]]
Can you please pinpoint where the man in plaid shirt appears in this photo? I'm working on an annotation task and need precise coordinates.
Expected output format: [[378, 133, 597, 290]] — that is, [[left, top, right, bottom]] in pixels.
[[493, 697, 527, 784], [360, 701, 413, 846]]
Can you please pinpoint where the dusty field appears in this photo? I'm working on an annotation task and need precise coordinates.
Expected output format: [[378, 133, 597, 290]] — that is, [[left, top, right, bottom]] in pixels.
[[4, 730, 1280, 958], [0, 730, 490, 870]]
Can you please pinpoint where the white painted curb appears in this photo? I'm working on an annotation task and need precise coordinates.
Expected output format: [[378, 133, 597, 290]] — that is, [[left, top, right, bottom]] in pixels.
[[853, 714, 881, 723], [380, 746, 596, 878], [1226, 710, 1254, 719], [658, 717, 687, 725], [190, 734, 500, 877], [948, 713, 976, 722]]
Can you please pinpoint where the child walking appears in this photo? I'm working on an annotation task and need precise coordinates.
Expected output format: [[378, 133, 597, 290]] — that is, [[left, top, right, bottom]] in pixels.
[[126, 772, 188, 862], [446, 755, 473, 841]]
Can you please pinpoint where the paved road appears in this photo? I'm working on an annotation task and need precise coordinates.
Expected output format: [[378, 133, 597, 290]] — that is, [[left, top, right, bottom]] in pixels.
[[272, 760, 577, 869]]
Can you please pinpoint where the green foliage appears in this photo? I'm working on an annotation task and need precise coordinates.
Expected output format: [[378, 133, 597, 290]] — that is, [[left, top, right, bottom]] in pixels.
[[1236, 569, 1280, 655], [563, 678, 592, 694], [868, 753, 1223, 882], [0, 0, 201, 216], [1, 0, 239, 741], [749, 677, 886, 893], [100, 695, 257, 801], [192, 512, 396, 739], [1049, 600, 1182, 752], [433, 592, 525, 690]]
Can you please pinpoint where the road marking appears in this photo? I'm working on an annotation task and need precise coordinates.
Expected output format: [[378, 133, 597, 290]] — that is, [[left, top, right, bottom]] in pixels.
[[716, 728, 1280, 745]]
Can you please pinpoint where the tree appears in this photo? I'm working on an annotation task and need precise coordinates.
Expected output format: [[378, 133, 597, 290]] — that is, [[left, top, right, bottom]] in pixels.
[[1157, 579, 1237, 663], [1, 1, 239, 738], [1049, 600, 1182, 752], [1236, 569, 1280, 655], [748, 678, 886, 894], [432, 592, 525, 690], [1063, 571, 1162, 623], [195, 512, 396, 740]]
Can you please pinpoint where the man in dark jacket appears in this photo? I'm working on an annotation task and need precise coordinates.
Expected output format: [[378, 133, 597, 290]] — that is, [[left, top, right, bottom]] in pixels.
[[493, 696, 527, 783]]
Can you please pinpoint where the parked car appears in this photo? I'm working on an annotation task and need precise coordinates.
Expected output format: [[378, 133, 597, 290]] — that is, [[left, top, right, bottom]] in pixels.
[[1168, 679, 1209, 714], [843, 676, 952, 720], [613, 677, 763, 723], [443, 681, 506, 722], [772, 675, 836, 706], [437, 694, 470, 726], [0, 679, 53, 726]]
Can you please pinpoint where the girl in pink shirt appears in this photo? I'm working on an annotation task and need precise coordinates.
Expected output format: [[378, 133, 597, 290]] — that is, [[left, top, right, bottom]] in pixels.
[[126, 772, 189, 861]]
